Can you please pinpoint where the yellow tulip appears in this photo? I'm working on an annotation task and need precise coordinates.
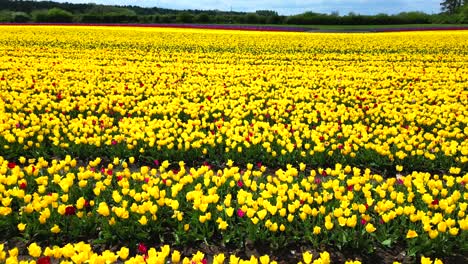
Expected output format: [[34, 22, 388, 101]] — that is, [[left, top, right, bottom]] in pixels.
[[406, 229, 418, 239], [27, 243, 42, 258], [50, 224, 61, 234], [171, 250, 181, 263], [118, 247, 129, 260], [303, 251, 313, 264], [365, 223, 376, 233], [17, 223, 26, 232]]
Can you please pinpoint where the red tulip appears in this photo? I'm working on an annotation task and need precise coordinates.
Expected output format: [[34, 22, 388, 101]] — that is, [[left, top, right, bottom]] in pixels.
[[8, 162, 16, 169], [137, 243, 147, 255], [38, 256, 51, 264], [237, 209, 245, 218]]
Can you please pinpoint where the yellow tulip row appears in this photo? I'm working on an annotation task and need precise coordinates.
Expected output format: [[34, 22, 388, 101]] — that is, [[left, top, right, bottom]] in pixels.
[[0, 242, 444, 264], [0, 26, 467, 171], [0, 155, 466, 257]]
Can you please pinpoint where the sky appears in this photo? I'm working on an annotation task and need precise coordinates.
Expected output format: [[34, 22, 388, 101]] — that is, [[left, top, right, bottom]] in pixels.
[[49, 0, 443, 15]]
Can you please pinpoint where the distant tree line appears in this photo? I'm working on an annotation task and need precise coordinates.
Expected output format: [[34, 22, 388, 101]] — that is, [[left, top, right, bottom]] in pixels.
[[439, 0, 468, 22], [0, 0, 467, 24]]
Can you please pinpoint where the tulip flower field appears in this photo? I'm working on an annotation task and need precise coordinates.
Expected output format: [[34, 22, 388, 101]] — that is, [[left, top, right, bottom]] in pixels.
[[0, 25, 467, 263]]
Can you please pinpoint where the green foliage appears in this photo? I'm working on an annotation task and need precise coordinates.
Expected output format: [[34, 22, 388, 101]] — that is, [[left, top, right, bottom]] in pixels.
[[195, 13, 211, 23], [255, 10, 278, 17], [266, 15, 284, 24], [458, 4, 468, 23], [0, 10, 13, 22], [396, 12, 432, 24], [86, 5, 137, 16], [286, 11, 433, 25], [31, 9, 49, 22], [12, 11, 31, 22], [245, 13, 261, 24], [176, 12, 194, 23], [47, 7, 73, 23], [431, 13, 462, 23], [440, 0, 464, 14], [80, 5, 138, 23]]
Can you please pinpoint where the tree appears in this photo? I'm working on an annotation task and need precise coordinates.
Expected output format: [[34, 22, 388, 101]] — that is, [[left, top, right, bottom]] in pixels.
[[81, 6, 137, 23], [266, 15, 284, 24], [458, 3, 468, 22], [245, 13, 259, 24], [440, 0, 463, 14], [255, 10, 278, 17], [176, 12, 194, 23], [12, 11, 30, 22], [86, 5, 136, 17], [31, 9, 49, 22], [47, 7, 73, 22], [195, 13, 210, 23], [0, 10, 13, 22]]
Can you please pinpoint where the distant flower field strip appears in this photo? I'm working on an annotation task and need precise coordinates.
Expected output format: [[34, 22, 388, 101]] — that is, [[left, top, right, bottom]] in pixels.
[[1, 27, 467, 173], [1, 23, 312, 32], [0, 26, 467, 263], [0, 157, 465, 263]]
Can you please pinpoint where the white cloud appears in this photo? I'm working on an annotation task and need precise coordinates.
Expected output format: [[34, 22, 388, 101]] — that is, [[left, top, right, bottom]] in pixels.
[[49, 0, 442, 15]]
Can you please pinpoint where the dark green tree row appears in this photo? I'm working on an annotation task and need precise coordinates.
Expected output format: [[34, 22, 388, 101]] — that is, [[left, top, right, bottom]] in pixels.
[[0, 0, 467, 25], [440, 0, 468, 22]]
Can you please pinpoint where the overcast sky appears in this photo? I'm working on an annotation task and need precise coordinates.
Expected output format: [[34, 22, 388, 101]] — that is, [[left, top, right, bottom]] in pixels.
[[49, 0, 442, 15]]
